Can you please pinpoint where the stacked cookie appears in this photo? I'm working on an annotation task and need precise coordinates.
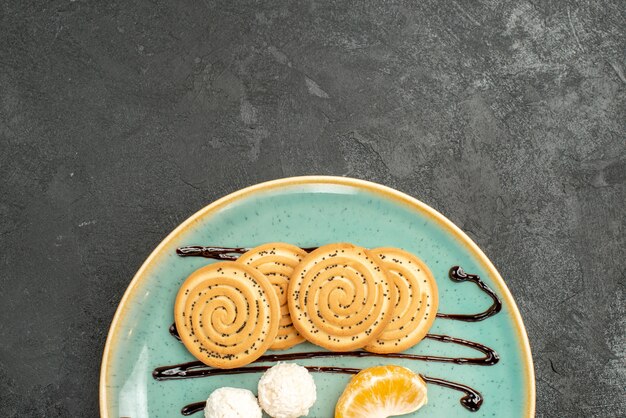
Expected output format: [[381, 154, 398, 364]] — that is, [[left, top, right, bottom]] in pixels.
[[174, 243, 438, 369]]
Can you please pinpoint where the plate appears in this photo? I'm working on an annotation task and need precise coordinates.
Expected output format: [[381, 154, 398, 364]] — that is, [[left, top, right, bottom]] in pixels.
[[100, 176, 535, 417]]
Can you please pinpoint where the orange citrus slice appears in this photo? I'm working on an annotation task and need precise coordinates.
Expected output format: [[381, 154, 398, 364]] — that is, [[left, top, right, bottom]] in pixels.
[[335, 365, 428, 418]]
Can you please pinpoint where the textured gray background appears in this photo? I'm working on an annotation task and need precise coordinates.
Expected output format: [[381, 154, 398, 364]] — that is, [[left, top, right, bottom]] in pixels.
[[1, 0, 624, 417]]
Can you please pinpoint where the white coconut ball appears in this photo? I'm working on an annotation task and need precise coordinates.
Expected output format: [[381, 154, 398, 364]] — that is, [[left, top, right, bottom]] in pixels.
[[204, 387, 262, 418], [258, 363, 317, 418]]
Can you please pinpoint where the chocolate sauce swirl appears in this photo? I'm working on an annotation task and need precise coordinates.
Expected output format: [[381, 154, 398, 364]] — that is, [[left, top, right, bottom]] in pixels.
[[421, 375, 483, 412], [176, 246, 247, 261], [169, 323, 181, 341], [180, 402, 206, 416], [436, 266, 502, 322], [176, 245, 316, 260], [165, 324, 499, 367], [162, 325, 491, 413], [177, 366, 482, 415]]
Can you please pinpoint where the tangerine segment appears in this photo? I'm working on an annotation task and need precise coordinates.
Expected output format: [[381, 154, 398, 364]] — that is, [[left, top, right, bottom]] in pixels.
[[365, 248, 439, 353], [335, 365, 428, 418], [288, 243, 396, 351], [238, 242, 308, 350]]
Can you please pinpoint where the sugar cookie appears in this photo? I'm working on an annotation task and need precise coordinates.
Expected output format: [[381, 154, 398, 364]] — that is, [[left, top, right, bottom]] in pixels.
[[365, 247, 438, 353], [238, 243, 307, 350], [174, 262, 280, 368], [288, 243, 396, 351]]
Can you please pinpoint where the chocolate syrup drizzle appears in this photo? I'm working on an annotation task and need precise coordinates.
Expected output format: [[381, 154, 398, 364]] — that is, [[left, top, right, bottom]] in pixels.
[[166, 324, 499, 367], [436, 266, 502, 322], [180, 402, 208, 416], [160, 324, 492, 413], [176, 245, 317, 260], [175, 366, 481, 415]]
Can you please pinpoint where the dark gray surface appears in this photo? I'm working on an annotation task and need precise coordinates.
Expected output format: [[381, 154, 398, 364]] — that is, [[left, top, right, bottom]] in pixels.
[[1, 0, 624, 417]]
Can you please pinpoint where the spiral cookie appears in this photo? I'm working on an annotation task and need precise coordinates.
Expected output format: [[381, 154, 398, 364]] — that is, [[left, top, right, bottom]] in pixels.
[[288, 243, 396, 351], [238, 243, 307, 350], [174, 262, 280, 369], [365, 247, 438, 353]]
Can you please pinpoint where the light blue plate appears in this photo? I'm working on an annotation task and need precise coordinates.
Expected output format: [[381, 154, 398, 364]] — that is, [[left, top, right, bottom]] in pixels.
[[100, 177, 535, 418]]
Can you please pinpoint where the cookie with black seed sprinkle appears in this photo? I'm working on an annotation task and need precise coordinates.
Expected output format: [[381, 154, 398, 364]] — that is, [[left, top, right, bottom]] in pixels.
[[288, 243, 396, 351], [238, 242, 307, 350], [174, 262, 279, 369], [365, 247, 439, 353]]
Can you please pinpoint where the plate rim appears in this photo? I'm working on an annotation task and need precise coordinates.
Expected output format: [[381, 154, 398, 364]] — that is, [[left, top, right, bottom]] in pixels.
[[99, 175, 536, 417]]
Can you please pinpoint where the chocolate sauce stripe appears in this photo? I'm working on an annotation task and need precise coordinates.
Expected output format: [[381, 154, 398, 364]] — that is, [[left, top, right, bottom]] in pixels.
[[176, 246, 502, 322], [436, 266, 503, 322], [178, 367, 482, 415], [176, 245, 317, 260], [166, 324, 499, 367]]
